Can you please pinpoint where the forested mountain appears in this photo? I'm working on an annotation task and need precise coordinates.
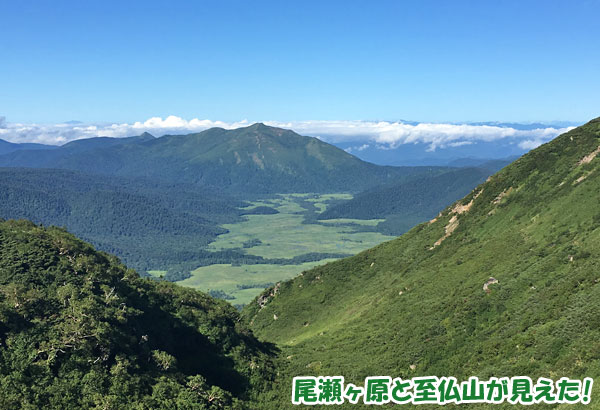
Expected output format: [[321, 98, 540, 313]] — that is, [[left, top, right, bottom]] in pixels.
[[0, 124, 450, 194], [0, 168, 354, 280], [0, 168, 244, 274], [0, 125, 527, 289], [243, 118, 600, 408], [0, 138, 55, 155], [319, 167, 492, 234], [0, 133, 154, 169], [58, 132, 156, 152], [0, 219, 275, 408]]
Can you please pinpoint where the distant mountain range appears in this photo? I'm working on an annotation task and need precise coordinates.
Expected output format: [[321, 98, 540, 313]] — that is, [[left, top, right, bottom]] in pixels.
[[0, 123, 514, 278], [1, 119, 577, 167], [0, 138, 56, 155], [328, 121, 578, 166], [0, 124, 451, 194], [336, 139, 528, 166]]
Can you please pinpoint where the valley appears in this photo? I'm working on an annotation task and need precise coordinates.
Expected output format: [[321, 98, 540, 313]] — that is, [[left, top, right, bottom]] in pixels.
[[3, 2, 597, 407], [0, 125, 496, 307], [1, 119, 598, 408], [169, 193, 395, 305]]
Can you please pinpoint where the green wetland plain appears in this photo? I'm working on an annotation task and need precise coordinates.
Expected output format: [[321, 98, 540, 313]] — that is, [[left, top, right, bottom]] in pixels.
[[163, 193, 395, 305]]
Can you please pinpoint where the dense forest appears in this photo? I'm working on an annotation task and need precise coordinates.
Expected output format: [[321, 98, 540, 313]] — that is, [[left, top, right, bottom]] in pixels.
[[0, 169, 355, 281], [0, 168, 247, 269], [0, 219, 275, 408], [0, 162, 475, 280]]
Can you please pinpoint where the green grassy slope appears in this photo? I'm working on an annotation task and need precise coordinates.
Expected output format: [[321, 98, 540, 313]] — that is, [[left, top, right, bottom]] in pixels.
[[243, 118, 600, 408], [0, 219, 275, 409]]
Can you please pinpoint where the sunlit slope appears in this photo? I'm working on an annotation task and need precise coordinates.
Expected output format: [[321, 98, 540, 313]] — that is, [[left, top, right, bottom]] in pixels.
[[243, 118, 600, 408]]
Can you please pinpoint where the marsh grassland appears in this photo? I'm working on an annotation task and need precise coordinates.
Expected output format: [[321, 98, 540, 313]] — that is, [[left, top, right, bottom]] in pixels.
[[178, 193, 395, 304]]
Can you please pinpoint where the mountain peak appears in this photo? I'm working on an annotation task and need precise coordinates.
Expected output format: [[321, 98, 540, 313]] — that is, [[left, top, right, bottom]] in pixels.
[[243, 122, 296, 137], [248, 122, 269, 130], [0, 122, 410, 194]]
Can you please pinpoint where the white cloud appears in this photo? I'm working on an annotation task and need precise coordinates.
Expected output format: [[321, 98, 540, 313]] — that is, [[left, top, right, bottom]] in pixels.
[[447, 141, 474, 148], [0, 115, 574, 151], [518, 139, 546, 150], [265, 120, 574, 151], [345, 143, 370, 153]]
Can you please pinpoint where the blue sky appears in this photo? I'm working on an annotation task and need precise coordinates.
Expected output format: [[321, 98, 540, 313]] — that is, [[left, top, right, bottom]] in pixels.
[[1, 0, 599, 124]]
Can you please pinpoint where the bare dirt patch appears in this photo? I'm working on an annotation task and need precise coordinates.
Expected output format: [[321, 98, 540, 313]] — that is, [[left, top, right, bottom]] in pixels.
[[430, 190, 482, 249], [578, 145, 600, 165]]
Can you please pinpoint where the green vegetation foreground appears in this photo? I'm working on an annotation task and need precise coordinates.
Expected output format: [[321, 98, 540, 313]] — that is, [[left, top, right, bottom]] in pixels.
[[243, 118, 600, 408], [0, 220, 274, 409]]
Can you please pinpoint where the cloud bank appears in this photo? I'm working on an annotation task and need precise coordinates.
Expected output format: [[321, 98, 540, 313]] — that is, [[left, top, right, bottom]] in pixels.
[[0, 115, 574, 151], [274, 120, 574, 151]]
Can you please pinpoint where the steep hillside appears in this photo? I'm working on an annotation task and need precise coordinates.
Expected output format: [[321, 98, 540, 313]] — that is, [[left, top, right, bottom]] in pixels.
[[0, 124, 449, 194], [0, 219, 275, 409], [318, 167, 492, 235], [243, 118, 600, 408]]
